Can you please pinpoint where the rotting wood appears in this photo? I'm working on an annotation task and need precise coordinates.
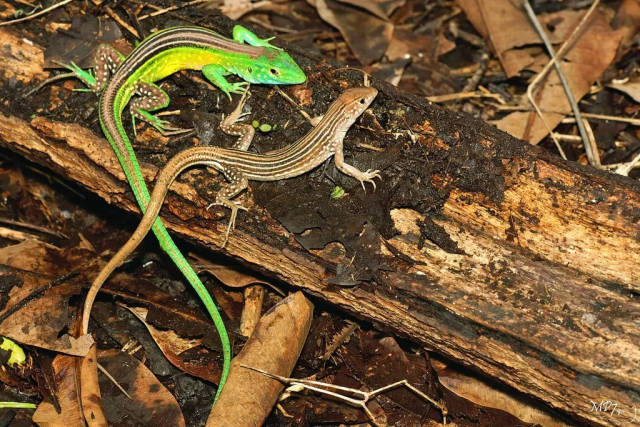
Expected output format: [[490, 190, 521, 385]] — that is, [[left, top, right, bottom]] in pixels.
[[0, 21, 638, 426]]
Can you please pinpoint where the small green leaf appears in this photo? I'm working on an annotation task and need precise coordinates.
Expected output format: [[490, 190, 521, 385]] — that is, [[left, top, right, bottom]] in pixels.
[[330, 186, 345, 199], [259, 123, 272, 132], [252, 120, 259, 128], [0, 337, 26, 366]]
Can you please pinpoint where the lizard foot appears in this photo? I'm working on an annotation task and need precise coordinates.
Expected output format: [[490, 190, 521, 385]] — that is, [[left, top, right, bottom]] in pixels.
[[358, 169, 382, 192], [207, 200, 249, 247], [222, 82, 250, 100]]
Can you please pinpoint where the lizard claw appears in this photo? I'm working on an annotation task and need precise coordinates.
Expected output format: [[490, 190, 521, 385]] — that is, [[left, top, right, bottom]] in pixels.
[[224, 82, 250, 100], [206, 200, 249, 247], [359, 169, 381, 193], [54, 60, 98, 90]]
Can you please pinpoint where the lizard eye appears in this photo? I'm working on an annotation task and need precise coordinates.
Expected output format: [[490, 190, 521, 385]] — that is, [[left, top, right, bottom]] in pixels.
[[270, 68, 279, 75], [359, 98, 366, 104]]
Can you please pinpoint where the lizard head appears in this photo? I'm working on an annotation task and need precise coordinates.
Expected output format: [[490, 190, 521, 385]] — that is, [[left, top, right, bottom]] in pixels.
[[330, 86, 379, 128], [236, 49, 307, 85]]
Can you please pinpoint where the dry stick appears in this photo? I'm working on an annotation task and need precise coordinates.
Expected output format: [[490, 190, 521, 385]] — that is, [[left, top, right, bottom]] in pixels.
[[581, 118, 600, 163], [566, 112, 640, 126], [96, 363, 132, 399], [524, 0, 600, 164], [137, 0, 209, 21], [612, 153, 640, 176], [553, 133, 625, 147], [240, 365, 448, 426], [274, 86, 314, 124], [428, 91, 505, 104], [496, 105, 640, 127], [462, 51, 490, 93], [0, 218, 68, 239], [0, 272, 79, 324], [0, 0, 73, 26], [104, 6, 139, 39]]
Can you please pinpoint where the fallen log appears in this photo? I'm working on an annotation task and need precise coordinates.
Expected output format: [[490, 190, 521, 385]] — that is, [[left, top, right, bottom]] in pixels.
[[0, 19, 638, 426]]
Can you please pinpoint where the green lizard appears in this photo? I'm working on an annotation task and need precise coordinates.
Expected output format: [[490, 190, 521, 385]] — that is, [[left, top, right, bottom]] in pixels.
[[63, 25, 306, 404]]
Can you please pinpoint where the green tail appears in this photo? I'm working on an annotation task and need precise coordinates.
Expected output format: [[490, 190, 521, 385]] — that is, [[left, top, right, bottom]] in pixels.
[[109, 130, 230, 403], [152, 218, 230, 402]]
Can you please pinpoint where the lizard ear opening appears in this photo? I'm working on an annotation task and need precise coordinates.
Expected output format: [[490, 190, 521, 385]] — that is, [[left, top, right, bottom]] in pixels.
[[270, 68, 279, 75], [247, 66, 253, 74]]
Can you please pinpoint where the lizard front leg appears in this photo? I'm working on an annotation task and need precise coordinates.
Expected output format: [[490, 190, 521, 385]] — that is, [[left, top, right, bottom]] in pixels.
[[232, 25, 282, 50], [333, 140, 381, 191], [219, 88, 255, 151], [202, 64, 249, 100]]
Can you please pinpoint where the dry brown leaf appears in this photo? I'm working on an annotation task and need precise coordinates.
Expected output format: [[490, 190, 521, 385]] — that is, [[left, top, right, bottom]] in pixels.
[[123, 305, 223, 384], [456, 0, 538, 76], [194, 257, 270, 288], [207, 291, 313, 425], [314, 0, 393, 65], [433, 360, 569, 427], [457, 1, 605, 78], [97, 349, 186, 426], [368, 59, 410, 86], [221, 0, 273, 20], [32, 355, 87, 426], [240, 285, 265, 337], [80, 346, 108, 426], [496, 12, 623, 144], [0, 239, 58, 272], [613, 0, 640, 52], [338, 0, 404, 20], [608, 78, 640, 103], [0, 241, 93, 356], [385, 28, 436, 62]]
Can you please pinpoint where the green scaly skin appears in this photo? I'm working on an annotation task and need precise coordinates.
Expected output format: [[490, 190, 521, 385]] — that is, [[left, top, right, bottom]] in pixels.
[[65, 25, 306, 405]]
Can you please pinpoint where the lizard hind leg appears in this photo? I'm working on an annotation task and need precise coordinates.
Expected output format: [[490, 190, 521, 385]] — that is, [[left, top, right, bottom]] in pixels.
[[92, 45, 125, 90], [62, 45, 124, 92], [129, 81, 187, 135], [206, 166, 249, 247]]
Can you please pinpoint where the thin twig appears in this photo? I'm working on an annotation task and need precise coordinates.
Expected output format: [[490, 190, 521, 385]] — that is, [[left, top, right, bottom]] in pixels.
[[462, 50, 489, 93], [496, 105, 640, 127], [0, 272, 79, 324], [0, 0, 73, 26], [602, 152, 640, 176], [581, 118, 599, 163], [97, 363, 133, 399], [566, 112, 640, 126], [274, 86, 314, 124], [137, 0, 209, 21], [240, 364, 448, 426], [524, 0, 600, 164], [0, 218, 69, 239], [104, 6, 139, 39], [428, 90, 505, 104]]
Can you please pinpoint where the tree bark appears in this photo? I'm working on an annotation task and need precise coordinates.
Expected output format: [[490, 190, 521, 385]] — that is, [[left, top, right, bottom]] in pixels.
[[0, 21, 638, 426]]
